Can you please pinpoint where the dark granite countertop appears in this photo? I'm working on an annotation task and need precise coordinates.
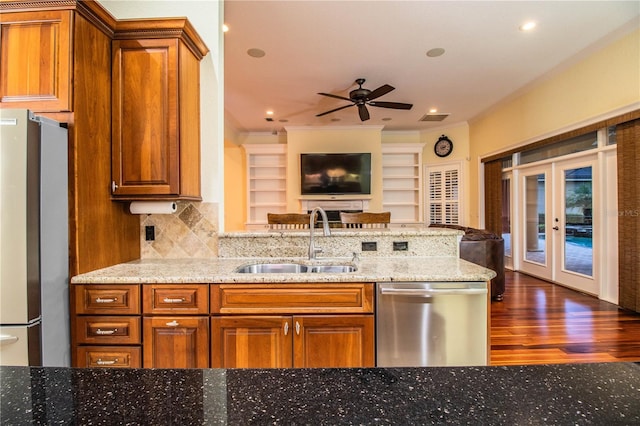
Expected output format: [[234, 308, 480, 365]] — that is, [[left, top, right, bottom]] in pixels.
[[2, 363, 639, 425]]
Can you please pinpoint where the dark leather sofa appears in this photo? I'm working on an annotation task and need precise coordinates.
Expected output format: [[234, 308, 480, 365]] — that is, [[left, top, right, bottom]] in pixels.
[[429, 224, 505, 300]]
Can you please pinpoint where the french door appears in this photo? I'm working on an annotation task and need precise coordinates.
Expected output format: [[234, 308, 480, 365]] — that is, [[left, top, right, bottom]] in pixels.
[[519, 156, 597, 295]]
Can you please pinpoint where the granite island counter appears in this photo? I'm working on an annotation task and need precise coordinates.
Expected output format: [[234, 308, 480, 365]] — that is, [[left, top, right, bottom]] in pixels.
[[2, 363, 639, 424], [69, 228, 497, 370], [71, 227, 496, 284]]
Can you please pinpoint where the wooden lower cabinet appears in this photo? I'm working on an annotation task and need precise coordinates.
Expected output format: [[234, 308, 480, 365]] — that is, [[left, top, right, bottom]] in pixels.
[[211, 316, 292, 368], [294, 315, 374, 368], [143, 316, 209, 368], [211, 314, 374, 368]]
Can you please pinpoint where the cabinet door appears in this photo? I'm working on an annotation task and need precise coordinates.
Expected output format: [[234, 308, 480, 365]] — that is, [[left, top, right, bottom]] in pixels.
[[293, 315, 374, 368], [143, 316, 209, 368], [0, 10, 72, 111], [211, 316, 292, 368], [111, 38, 179, 197]]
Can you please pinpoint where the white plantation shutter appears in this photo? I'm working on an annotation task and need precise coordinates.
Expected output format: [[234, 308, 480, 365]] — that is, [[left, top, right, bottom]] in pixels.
[[427, 164, 460, 225]]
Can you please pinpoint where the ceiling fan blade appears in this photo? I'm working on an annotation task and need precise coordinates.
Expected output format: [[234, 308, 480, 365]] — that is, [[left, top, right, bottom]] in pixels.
[[368, 101, 413, 110], [366, 84, 395, 101], [315, 103, 355, 117], [317, 92, 352, 102], [358, 104, 370, 121]]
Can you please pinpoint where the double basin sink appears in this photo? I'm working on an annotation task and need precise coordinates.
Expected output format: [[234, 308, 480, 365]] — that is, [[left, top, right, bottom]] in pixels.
[[235, 262, 356, 274]]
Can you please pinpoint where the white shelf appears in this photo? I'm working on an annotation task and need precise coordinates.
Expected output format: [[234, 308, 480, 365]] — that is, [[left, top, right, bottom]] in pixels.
[[382, 143, 425, 225], [243, 144, 287, 227]]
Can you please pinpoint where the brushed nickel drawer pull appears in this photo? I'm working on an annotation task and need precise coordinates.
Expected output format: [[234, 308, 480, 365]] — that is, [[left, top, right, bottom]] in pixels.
[[163, 297, 186, 303], [96, 358, 117, 365], [95, 297, 118, 303], [96, 328, 117, 335], [166, 320, 180, 327]]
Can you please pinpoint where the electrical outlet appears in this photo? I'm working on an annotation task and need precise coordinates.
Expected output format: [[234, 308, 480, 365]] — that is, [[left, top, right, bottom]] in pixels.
[[393, 241, 408, 251], [145, 225, 155, 241], [361, 241, 377, 251]]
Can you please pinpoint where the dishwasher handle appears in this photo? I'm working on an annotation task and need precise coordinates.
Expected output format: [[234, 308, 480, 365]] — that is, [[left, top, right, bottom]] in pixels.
[[379, 287, 487, 297]]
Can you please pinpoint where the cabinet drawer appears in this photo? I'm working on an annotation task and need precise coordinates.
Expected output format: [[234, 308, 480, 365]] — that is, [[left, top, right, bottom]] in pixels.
[[74, 285, 140, 315], [75, 316, 141, 344], [76, 346, 141, 368], [143, 284, 209, 314], [211, 283, 374, 314]]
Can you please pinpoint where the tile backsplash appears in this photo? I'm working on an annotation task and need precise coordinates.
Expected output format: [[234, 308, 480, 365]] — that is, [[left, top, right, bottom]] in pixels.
[[140, 202, 218, 258]]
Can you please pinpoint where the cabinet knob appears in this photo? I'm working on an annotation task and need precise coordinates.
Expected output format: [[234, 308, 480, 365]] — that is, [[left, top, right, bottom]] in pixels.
[[295, 321, 300, 335], [111, 181, 118, 192], [283, 322, 289, 336]]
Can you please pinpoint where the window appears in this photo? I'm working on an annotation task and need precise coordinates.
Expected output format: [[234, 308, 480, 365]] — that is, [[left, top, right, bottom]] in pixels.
[[427, 163, 460, 225]]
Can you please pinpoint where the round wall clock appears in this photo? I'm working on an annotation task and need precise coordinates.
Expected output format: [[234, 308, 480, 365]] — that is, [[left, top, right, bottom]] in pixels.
[[434, 135, 453, 157]]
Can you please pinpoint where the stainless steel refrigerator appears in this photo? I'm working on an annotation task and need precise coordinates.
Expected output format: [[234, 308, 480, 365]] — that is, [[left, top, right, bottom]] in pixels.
[[0, 109, 70, 366]]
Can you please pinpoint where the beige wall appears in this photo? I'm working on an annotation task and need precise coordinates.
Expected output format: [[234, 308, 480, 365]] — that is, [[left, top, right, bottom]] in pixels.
[[285, 126, 384, 212], [224, 140, 246, 231], [468, 28, 640, 227], [421, 123, 473, 225]]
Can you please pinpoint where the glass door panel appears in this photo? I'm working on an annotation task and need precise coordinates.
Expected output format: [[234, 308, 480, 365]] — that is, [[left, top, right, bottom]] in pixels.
[[553, 158, 597, 295], [520, 167, 551, 280], [524, 173, 546, 264], [563, 166, 593, 276]]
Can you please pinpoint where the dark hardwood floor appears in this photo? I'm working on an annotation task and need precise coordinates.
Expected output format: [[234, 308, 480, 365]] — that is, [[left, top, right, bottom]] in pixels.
[[490, 270, 640, 365]]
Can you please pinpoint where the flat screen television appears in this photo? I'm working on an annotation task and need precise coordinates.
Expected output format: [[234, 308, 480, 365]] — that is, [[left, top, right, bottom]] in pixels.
[[300, 153, 371, 195]]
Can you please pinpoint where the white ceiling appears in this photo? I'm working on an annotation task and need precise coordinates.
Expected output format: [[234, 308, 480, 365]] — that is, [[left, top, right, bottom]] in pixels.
[[224, 0, 639, 134]]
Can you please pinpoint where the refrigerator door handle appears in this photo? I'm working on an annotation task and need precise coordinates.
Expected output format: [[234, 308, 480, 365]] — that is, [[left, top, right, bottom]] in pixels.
[[0, 334, 19, 345]]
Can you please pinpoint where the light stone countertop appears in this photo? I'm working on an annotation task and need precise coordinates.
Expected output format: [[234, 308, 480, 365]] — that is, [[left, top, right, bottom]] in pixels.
[[70, 256, 496, 284]]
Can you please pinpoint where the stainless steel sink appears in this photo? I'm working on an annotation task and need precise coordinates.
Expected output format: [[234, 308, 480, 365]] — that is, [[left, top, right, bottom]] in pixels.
[[309, 265, 357, 273], [234, 263, 308, 273], [234, 262, 357, 274]]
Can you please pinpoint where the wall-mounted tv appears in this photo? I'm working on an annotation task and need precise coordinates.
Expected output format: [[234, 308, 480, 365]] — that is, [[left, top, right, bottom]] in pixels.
[[300, 153, 371, 195]]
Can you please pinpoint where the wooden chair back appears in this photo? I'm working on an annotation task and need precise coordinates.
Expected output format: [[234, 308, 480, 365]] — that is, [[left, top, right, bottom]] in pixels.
[[267, 213, 313, 230], [340, 212, 391, 229]]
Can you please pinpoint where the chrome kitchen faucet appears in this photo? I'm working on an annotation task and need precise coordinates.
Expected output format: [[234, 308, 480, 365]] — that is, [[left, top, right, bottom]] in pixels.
[[308, 207, 331, 259]]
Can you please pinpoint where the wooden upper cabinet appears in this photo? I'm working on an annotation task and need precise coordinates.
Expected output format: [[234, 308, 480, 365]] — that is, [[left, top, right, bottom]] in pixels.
[[111, 19, 208, 200], [0, 10, 72, 111]]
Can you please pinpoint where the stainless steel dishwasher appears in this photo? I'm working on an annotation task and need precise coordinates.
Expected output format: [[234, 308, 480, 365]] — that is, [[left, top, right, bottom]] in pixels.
[[376, 282, 488, 367]]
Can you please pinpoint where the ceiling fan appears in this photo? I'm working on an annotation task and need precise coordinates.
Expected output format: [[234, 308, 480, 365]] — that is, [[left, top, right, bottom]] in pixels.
[[316, 78, 413, 121]]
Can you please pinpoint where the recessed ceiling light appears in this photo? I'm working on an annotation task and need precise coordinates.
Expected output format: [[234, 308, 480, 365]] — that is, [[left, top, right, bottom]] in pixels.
[[426, 48, 445, 58], [429, 108, 438, 113], [247, 48, 266, 58], [266, 110, 274, 116], [222, 24, 229, 33], [519, 21, 536, 31]]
